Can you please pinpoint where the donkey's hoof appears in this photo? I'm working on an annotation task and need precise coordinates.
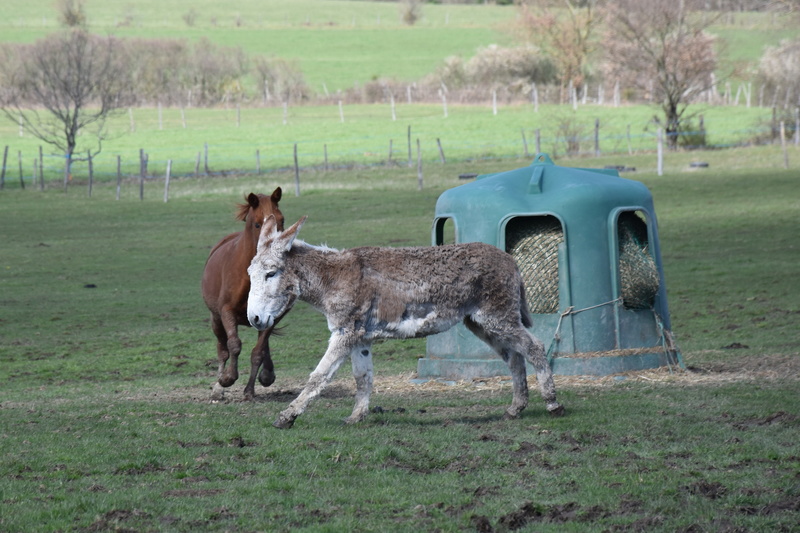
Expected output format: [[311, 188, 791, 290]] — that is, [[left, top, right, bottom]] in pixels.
[[210, 382, 225, 401], [243, 389, 256, 402], [548, 404, 566, 417], [273, 416, 295, 429], [502, 410, 521, 420]]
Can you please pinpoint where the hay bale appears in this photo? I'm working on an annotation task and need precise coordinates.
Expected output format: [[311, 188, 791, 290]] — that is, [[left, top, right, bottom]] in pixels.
[[507, 218, 563, 314], [618, 213, 659, 309]]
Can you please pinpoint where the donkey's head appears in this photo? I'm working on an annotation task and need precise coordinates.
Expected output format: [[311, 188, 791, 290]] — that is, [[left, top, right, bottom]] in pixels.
[[247, 215, 307, 331], [237, 187, 284, 245]]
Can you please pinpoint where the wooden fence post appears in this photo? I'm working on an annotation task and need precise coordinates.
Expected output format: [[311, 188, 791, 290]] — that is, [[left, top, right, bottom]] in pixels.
[[139, 148, 145, 201], [627, 125, 633, 155], [116, 155, 121, 200], [594, 118, 600, 157], [492, 89, 497, 116], [657, 128, 664, 176], [388, 139, 393, 164], [780, 121, 789, 169], [256, 149, 261, 174], [407, 126, 412, 168], [390, 94, 396, 121], [535, 129, 541, 154], [416, 138, 423, 191], [293, 143, 300, 197], [164, 160, 172, 202], [1, 145, 8, 190], [195, 152, 201, 177], [38, 146, 44, 191], [18, 150, 24, 190], [204, 143, 210, 175], [521, 129, 529, 158], [324, 144, 329, 171], [436, 138, 446, 164], [87, 150, 93, 197]]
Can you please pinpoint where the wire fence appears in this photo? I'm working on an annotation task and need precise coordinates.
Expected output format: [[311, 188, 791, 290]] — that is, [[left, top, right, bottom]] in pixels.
[[1, 108, 798, 192]]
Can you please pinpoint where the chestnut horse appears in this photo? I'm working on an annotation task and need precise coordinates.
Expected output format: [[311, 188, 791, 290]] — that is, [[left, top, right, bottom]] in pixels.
[[201, 188, 285, 400]]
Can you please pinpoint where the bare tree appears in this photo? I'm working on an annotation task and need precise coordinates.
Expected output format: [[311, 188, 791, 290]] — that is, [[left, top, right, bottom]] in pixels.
[[515, 0, 603, 102], [0, 30, 134, 188], [602, 0, 719, 148]]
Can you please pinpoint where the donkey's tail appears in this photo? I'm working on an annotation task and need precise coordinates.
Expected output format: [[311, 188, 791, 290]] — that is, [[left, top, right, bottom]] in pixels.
[[519, 281, 533, 329]]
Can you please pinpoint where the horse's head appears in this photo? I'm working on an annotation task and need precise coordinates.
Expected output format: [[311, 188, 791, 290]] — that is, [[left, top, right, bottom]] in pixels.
[[247, 215, 307, 331], [237, 187, 284, 244]]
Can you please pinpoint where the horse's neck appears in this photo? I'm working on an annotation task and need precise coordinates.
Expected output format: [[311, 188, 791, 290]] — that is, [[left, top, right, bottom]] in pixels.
[[288, 242, 342, 308], [235, 229, 258, 257]]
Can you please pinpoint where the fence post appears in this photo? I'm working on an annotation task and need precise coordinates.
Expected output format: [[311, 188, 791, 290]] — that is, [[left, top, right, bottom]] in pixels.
[[18, 150, 24, 190], [256, 149, 261, 174], [324, 144, 329, 171], [521, 129, 529, 158], [139, 148, 145, 201], [116, 155, 121, 200], [436, 138, 446, 164], [390, 94, 396, 121], [164, 160, 172, 202], [195, 152, 201, 177], [492, 89, 497, 116], [407, 126, 412, 168], [416, 138, 423, 191], [780, 121, 789, 169], [293, 143, 300, 197], [87, 150, 93, 197], [627, 125, 633, 155], [657, 128, 664, 177], [388, 139, 393, 164], [204, 143, 210, 175], [38, 146, 44, 191], [1, 145, 8, 190], [535, 129, 541, 154], [594, 118, 600, 157]]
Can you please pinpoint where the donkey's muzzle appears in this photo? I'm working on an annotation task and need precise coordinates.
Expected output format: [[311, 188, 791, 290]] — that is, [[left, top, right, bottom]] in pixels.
[[249, 313, 274, 331]]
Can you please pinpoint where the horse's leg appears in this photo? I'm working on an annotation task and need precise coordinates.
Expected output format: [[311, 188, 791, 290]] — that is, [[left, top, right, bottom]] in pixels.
[[345, 344, 374, 425], [210, 314, 230, 401], [243, 328, 276, 401], [274, 332, 354, 429], [218, 307, 242, 388]]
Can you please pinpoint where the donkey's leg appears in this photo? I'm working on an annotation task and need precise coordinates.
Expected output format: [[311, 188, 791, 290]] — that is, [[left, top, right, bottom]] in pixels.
[[345, 344, 374, 425], [464, 318, 529, 419], [519, 329, 565, 416], [274, 332, 354, 429], [210, 314, 231, 400], [242, 327, 275, 401]]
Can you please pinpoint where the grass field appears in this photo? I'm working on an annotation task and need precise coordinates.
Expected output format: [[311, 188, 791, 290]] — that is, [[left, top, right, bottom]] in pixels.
[[2, 0, 797, 92], [0, 102, 779, 187], [1, 146, 798, 531]]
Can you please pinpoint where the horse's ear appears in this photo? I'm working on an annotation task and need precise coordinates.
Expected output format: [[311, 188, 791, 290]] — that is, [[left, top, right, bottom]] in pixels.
[[271, 187, 282, 203], [256, 215, 280, 255], [247, 193, 259, 209], [279, 216, 307, 252]]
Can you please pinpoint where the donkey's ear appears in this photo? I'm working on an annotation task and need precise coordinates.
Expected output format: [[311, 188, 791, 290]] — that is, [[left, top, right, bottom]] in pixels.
[[279, 215, 307, 252], [256, 215, 281, 254]]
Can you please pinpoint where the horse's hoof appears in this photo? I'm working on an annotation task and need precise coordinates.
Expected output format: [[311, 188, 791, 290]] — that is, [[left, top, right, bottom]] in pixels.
[[243, 390, 255, 402], [258, 370, 276, 387], [548, 404, 566, 417], [502, 411, 521, 421], [218, 375, 237, 388], [273, 416, 295, 429], [210, 383, 225, 401]]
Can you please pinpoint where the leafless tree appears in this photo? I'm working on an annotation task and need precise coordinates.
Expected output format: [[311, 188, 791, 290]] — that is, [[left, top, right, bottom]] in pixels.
[[602, 0, 719, 148], [0, 30, 134, 187], [515, 0, 604, 102]]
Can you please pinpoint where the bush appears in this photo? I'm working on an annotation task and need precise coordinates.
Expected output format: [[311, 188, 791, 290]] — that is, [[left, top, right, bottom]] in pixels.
[[757, 38, 800, 108]]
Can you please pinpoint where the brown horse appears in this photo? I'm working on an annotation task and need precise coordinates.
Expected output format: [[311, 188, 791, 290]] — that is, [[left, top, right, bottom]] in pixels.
[[201, 188, 285, 401]]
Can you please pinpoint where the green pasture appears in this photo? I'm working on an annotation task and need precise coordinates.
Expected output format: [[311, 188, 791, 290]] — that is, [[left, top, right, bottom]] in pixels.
[[0, 102, 778, 188], [3, 0, 798, 92], [1, 146, 798, 531]]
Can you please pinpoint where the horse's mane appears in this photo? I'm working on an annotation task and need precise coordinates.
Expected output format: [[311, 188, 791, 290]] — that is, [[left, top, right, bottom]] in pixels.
[[235, 197, 253, 222]]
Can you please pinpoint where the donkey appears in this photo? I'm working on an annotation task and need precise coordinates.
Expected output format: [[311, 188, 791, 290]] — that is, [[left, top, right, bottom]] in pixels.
[[201, 188, 284, 401], [247, 216, 565, 429]]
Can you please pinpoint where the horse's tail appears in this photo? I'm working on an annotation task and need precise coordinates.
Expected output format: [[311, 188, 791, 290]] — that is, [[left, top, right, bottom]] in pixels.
[[519, 281, 533, 329]]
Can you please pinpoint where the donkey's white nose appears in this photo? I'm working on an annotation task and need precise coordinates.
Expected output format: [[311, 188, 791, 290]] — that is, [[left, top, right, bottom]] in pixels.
[[249, 313, 274, 331]]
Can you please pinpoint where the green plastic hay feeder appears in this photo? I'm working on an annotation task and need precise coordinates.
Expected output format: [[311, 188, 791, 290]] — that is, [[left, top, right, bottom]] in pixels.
[[417, 154, 682, 379]]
